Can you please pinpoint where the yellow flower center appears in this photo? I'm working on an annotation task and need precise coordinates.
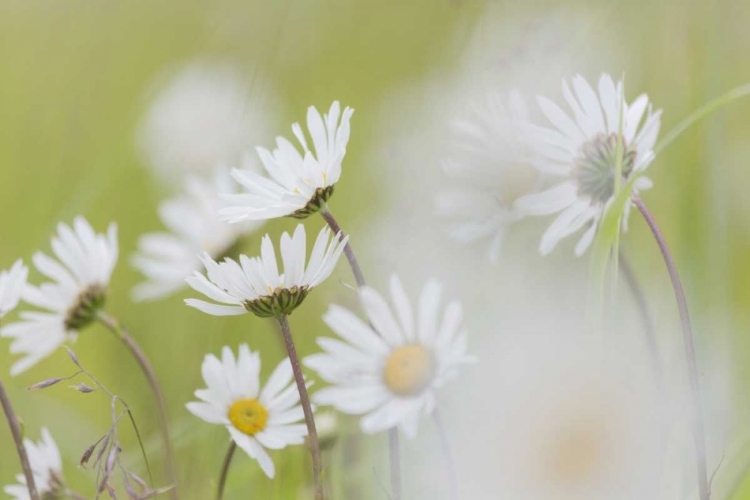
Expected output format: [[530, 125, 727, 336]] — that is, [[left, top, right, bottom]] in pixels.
[[546, 422, 605, 485], [383, 345, 434, 397], [228, 399, 268, 436]]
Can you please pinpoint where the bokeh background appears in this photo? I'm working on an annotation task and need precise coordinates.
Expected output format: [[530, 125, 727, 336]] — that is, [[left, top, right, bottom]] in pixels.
[[1, 0, 750, 498]]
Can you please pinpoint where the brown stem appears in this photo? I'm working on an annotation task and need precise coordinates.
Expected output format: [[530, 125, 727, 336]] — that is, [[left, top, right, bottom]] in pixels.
[[633, 195, 709, 500], [277, 314, 323, 500], [97, 312, 178, 500], [0, 379, 40, 500], [216, 441, 236, 500], [433, 410, 458, 499], [320, 206, 402, 500], [64, 489, 89, 500]]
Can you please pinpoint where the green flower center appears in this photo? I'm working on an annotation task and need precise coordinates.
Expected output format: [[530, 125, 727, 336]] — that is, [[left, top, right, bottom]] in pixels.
[[64, 284, 107, 331], [243, 286, 310, 318], [572, 133, 637, 204], [289, 186, 335, 219]]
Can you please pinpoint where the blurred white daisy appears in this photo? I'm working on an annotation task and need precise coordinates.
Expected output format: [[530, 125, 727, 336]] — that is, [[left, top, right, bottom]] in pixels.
[[186, 344, 307, 478], [131, 169, 264, 301], [1, 217, 118, 376], [304, 275, 475, 438], [514, 73, 662, 256], [137, 61, 272, 182], [220, 101, 354, 222], [0, 260, 27, 318], [185, 224, 348, 318], [437, 91, 540, 263], [3, 427, 64, 500]]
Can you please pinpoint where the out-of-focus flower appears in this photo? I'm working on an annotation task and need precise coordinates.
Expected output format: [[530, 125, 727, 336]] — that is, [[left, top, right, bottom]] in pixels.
[[0, 260, 27, 318], [131, 169, 264, 302], [437, 91, 540, 263], [1, 217, 118, 375], [305, 275, 475, 438], [185, 224, 348, 318], [186, 344, 307, 478], [220, 101, 354, 222], [515, 73, 662, 256], [3, 428, 64, 500], [137, 61, 271, 181]]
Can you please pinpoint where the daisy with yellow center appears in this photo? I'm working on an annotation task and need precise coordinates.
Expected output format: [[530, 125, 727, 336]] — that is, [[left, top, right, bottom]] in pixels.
[[304, 275, 475, 438], [186, 344, 308, 478]]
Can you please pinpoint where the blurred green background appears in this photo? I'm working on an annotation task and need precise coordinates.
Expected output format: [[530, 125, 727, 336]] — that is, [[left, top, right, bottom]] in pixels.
[[1, 0, 750, 498]]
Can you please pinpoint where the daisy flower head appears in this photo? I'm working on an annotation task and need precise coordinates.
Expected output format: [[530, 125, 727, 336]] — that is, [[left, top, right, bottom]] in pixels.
[[0, 260, 28, 318], [220, 101, 354, 222], [304, 275, 475, 438], [3, 427, 64, 500], [1, 217, 118, 376], [185, 224, 348, 318], [437, 90, 540, 263], [515, 73, 662, 256], [186, 344, 307, 478], [131, 169, 264, 302]]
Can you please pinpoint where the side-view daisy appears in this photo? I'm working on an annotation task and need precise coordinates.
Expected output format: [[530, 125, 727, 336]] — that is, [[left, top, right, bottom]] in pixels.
[[1, 217, 118, 375], [131, 169, 264, 301], [185, 224, 348, 318], [304, 275, 475, 438], [219, 101, 354, 222], [437, 90, 540, 263], [514, 73, 661, 256], [186, 344, 308, 478], [3, 427, 64, 500], [0, 260, 28, 318]]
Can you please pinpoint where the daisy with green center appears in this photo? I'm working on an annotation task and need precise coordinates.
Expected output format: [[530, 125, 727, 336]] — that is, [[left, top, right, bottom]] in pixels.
[[3, 428, 64, 500], [1, 217, 118, 375], [219, 101, 354, 222], [0, 260, 28, 318], [186, 344, 308, 478], [514, 74, 662, 256], [185, 224, 348, 318], [304, 275, 475, 438]]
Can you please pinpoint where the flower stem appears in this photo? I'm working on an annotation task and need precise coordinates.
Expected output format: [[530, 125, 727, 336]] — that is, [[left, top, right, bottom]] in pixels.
[[633, 195, 709, 500], [277, 314, 324, 500], [216, 441, 237, 500], [433, 410, 458, 499], [618, 252, 665, 395], [97, 311, 178, 500], [0, 379, 39, 500], [320, 206, 402, 500]]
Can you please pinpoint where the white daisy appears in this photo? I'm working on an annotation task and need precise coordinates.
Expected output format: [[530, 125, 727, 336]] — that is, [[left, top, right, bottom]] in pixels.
[[514, 73, 662, 256], [186, 344, 308, 478], [137, 61, 272, 181], [131, 169, 264, 301], [437, 91, 540, 263], [185, 224, 348, 318], [219, 101, 354, 222], [0, 260, 28, 318], [304, 275, 475, 438], [3, 427, 64, 500], [1, 217, 118, 376]]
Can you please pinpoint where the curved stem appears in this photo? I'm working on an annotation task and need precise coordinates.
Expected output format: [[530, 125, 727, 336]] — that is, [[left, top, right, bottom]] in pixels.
[[0, 380, 40, 500], [64, 489, 88, 500], [277, 314, 324, 500], [433, 410, 458, 499], [633, 196, 709, 500], [216, 441, 237, 500], [618, 252, 665, 395], [97, 312, 178, 500], [320, 206, 402, 500]]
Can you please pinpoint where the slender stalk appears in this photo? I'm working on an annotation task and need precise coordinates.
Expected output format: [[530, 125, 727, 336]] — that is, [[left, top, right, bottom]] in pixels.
[[618, 252, 665, 395], [277, 314, 324, 500], [433, 410, 458, 499], [65, 489, 88, 500], [0, 380, 40, 500], [216, 441, 237, 500], [633, 195, 709, 500], [97, 311, 178, 500], [320, 205, 402, 500]]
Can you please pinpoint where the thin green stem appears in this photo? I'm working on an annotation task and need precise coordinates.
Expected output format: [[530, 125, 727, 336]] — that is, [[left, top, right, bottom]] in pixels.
[[216, 441, 237, 500], [0, 379, 39, 500], [277, 314, 324, 500], [433, 410, 458, 499], [97, 311, 178, 499], [633, 196, 709, 500]]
